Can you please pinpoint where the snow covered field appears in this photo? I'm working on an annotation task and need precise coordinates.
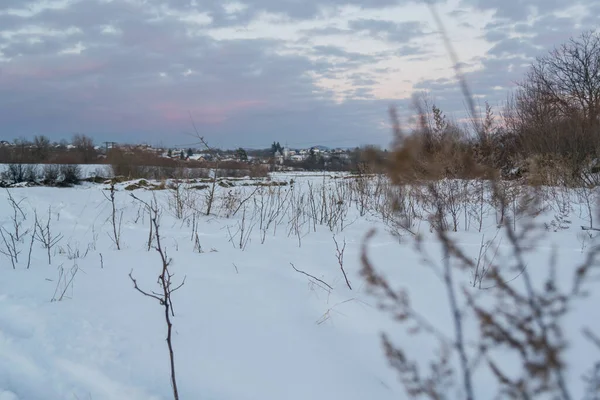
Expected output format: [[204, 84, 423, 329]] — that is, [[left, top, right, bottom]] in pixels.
[[0, 173, 598, 399]]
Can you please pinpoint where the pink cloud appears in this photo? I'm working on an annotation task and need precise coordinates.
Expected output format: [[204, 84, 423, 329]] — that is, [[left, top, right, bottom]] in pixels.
[[4, 61, 106, 80], [153, 100, 267, 125]]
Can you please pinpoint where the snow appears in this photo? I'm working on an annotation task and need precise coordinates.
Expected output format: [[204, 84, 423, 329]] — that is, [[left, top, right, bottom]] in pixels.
[[0, 174, 598, 399]]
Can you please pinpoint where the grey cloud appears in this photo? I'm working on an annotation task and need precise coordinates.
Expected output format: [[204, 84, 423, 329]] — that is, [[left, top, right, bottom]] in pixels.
[[414, 5, 597, 121], [79, 0, 428, 27], [0, 0, 38, 9], [582, 2, 600, 26], [514, 14, 584, 48], [348, 19, 429, 43], [483, 29, 509, 43], [460, 0, 579, 20], [448, 9, 469, 18], [0, 2, 394, 148], [309, 45, 391, 71], [299, 26, 350, 37], [413, 54, 532, 106], [481, 12, 588, 61], [312, 45, 378, 62], [347, 72, 379, 86], [15, 1, 134, 30], [396, 44, 428, 57], [205, 0, 400, 23], [1, 35, 72, 58], [486, 37, 540, 59], [0, 0, 425, 148], [2, 0, 592, 148], [0, 13, 27, 32], [354, 88, 375, 98], [513, 14, 577, 36], [343, 87, 375, 99]]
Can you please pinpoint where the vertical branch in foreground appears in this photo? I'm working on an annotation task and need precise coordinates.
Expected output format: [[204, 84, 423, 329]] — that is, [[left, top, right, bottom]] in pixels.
[[26, 219, 37, 269], [130, 194, 185, 400], [189, 111, 220, 216], [430, 185, 474, 400], [357, 4, 480, 397], [102, 182, 122, 250], [333, 235, 352, 290]]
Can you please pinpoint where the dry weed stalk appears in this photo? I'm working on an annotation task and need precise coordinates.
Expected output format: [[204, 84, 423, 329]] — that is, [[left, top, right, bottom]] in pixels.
[[220, 189, 242, 218], [255, 186, 290, 244], [226, 204, 255, 251], [26, 219, 36, 269], [287, 187, 307, 247], [0, 226, 20, 269], [362, 165, 600, 398], [0, 189, 32, 268], [353, 163, 372, 217], [51, 261, 79, 302], [576, 185, 599, 231], [5, 189, 28, 241], [167, 182, 188, 220], [34, 206, 63, 265], [290, 262, 333, 291], [470, 230, 501, 289], [130, 193, 185, 400]]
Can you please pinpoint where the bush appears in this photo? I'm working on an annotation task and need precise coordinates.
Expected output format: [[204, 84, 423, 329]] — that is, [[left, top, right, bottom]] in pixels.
[[43, 164, 61, 185], [59, 164, 82, 186], [24, 164, 39, 183], [2, 163, 40, 184], [4, 164, 26, 183]]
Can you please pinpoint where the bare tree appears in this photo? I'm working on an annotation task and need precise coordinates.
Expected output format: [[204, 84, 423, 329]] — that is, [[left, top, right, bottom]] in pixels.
[[527, 30, 600, 126], [33, 135, 51, 162], [72, 134, 96, 164], [508, 29, 600, 184]]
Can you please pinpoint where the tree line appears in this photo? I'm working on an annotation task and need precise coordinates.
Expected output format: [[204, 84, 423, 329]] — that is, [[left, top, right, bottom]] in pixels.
[[374, 29, 600, 187]]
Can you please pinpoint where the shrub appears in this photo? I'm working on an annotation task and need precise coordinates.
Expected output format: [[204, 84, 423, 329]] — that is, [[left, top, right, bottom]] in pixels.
[[24, 164, 40, 183], [4, 164, 26, 183], [59, 164, 82, 186], [43, 164, 61, 185], [2, 163, 39, 184]]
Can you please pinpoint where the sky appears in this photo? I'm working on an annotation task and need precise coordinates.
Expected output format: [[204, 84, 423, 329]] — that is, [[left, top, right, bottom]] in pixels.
[[0, 0, 597, 149]]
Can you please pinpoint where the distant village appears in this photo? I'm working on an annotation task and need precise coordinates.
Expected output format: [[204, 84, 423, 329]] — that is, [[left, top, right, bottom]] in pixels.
[[137, 141, 360, 171], [166, 144, 352, 163], [0, 137, 369, 172]]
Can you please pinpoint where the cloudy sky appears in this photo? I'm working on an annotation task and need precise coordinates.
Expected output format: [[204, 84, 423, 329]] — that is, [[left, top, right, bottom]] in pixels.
[[0, 0, 597, 148]]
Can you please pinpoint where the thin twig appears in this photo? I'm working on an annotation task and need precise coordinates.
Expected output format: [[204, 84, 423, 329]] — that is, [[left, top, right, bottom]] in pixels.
[[290, 262, 333, 290]]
